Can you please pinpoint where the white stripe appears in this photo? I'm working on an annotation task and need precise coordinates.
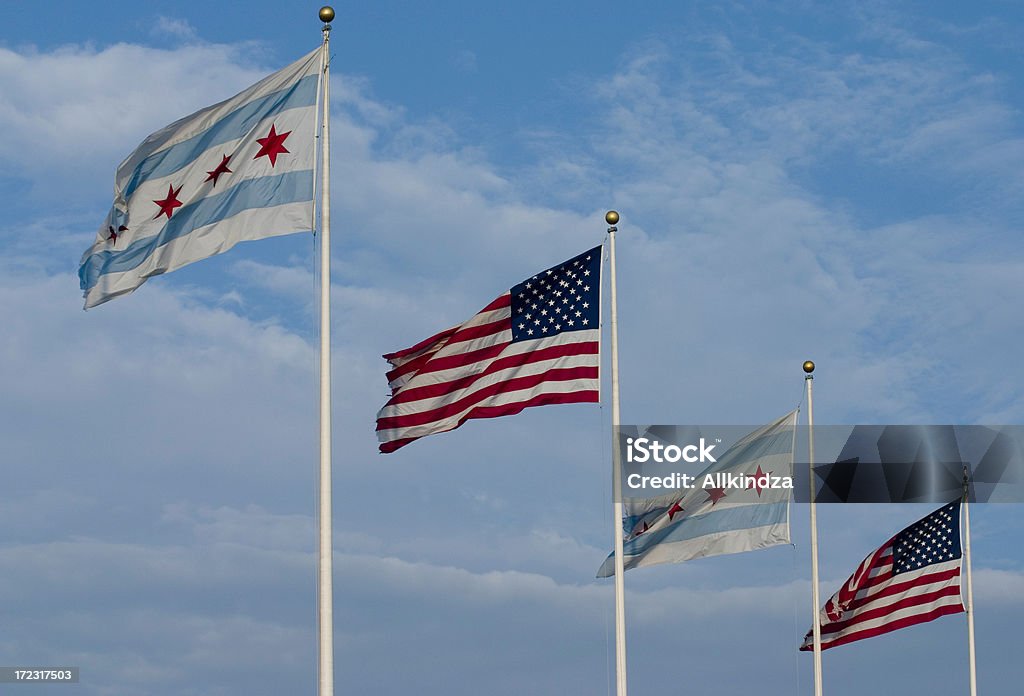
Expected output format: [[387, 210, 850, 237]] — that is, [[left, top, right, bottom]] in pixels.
[[84, 200, 312, 307], [378, 376, 598, 444], [378, 350, 599, 422], [418, 326, 513, 366], [820, 592, 963, 645], [627, 523, 790, 571], [389, 329, 600, 400], [378, 349, 599, 418], [846, 561, 961, 612], [386, 331, 455, 371], [385, 302, 512, 373], [867, 562, 893, 580], [386, 327, 513, 393], [852, 558, 956, 606]]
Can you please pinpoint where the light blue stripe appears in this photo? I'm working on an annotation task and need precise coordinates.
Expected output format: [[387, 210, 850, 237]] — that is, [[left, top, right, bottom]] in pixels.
[[80, 169, 312, 291], [624, 501, 789, 554], [122, 73, 319, 200]]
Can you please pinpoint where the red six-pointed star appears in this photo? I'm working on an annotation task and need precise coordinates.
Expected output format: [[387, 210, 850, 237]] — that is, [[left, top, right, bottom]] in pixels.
[[107, 225, 127, 244], [667, 501, 685, 521], [205, 154, 233, 186], [704, 486, 727, 506], [746, 464, 772, 496], [254, 124, 291, 166], [153, 184, 184, 220]]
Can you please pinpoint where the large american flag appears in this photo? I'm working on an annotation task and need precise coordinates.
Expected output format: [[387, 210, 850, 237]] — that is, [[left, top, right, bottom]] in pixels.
[[801, 500, 964, 651], [376, 246, 602, 453]]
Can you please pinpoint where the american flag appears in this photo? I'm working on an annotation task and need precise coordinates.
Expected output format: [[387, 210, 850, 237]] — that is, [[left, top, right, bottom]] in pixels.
[[801, 500, 964, 651], [376, 246, 602, 454]]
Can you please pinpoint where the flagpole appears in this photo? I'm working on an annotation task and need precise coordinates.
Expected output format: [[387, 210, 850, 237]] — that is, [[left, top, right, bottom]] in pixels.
[[804, 360, 823, 696], [317, 7, 335, 696], [962, 467, 978, 696], [607, 210, 628, 696]]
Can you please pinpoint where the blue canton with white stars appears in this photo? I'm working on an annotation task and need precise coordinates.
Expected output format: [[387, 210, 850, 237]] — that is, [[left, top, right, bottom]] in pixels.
[[892, 500, 962, 576], [510, 246, 602, 343]]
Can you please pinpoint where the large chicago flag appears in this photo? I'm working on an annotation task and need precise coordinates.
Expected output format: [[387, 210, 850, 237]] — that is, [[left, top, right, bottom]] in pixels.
[[79, 47, 321, 308]]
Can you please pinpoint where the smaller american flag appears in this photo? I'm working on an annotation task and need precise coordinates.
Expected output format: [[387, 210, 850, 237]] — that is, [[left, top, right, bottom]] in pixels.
[[376, 246, 602, 453], [801, 500, 964, 651]]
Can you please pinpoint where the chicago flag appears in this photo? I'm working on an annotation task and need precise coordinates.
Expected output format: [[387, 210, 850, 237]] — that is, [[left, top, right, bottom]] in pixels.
[[79, 47, 321, 308], [597, 411, 798, 577]]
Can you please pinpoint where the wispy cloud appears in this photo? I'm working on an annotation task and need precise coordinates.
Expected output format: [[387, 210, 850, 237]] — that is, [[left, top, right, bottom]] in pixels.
[[152, 16, 199, 42]]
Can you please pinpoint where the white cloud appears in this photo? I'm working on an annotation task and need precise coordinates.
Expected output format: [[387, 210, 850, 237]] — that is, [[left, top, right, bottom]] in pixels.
[[152, 16, 199, 42], [0, 42, 277, 203]]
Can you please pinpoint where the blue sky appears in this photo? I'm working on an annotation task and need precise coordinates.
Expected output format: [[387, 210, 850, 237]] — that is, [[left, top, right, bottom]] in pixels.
[[2, 1, 1023, 694]]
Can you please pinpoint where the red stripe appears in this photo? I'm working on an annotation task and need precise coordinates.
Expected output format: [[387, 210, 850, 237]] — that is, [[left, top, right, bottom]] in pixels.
[[385, 317, 510, 385], [378, 436, 417, 454], [847, 566, 960, 611], [445, 316, 510, 347], [382, 295, 511, 363], [818, 582, 962, 635], [386, 341, 451, 388], [478, 294, 511, 313], [859, 564, 894, 591], [802, 603, 964, 651], [825, 544, 895, 618], [837, 544, 894, 596], [376, 365, 598, 431], [385, 341, 599, 406], [383, 325, 458, 363], [835, 559, 894, 601], [389, 339, 510, 387], [379, 390, 599, 453], [832, 562, 953, 618]]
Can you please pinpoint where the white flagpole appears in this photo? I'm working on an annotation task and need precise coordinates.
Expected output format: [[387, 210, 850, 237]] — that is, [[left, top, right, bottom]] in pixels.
[[962, 468, 978, 696], [607, 210, 628, 696], [804, 360, 823, 696], [317, 7, 335, 696]]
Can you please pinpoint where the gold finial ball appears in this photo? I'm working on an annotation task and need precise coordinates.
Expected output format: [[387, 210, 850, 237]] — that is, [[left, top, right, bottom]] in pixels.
[[605, 210, 619, 225], [802, 360, 815, 374], [319, 6, 335, 23]]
